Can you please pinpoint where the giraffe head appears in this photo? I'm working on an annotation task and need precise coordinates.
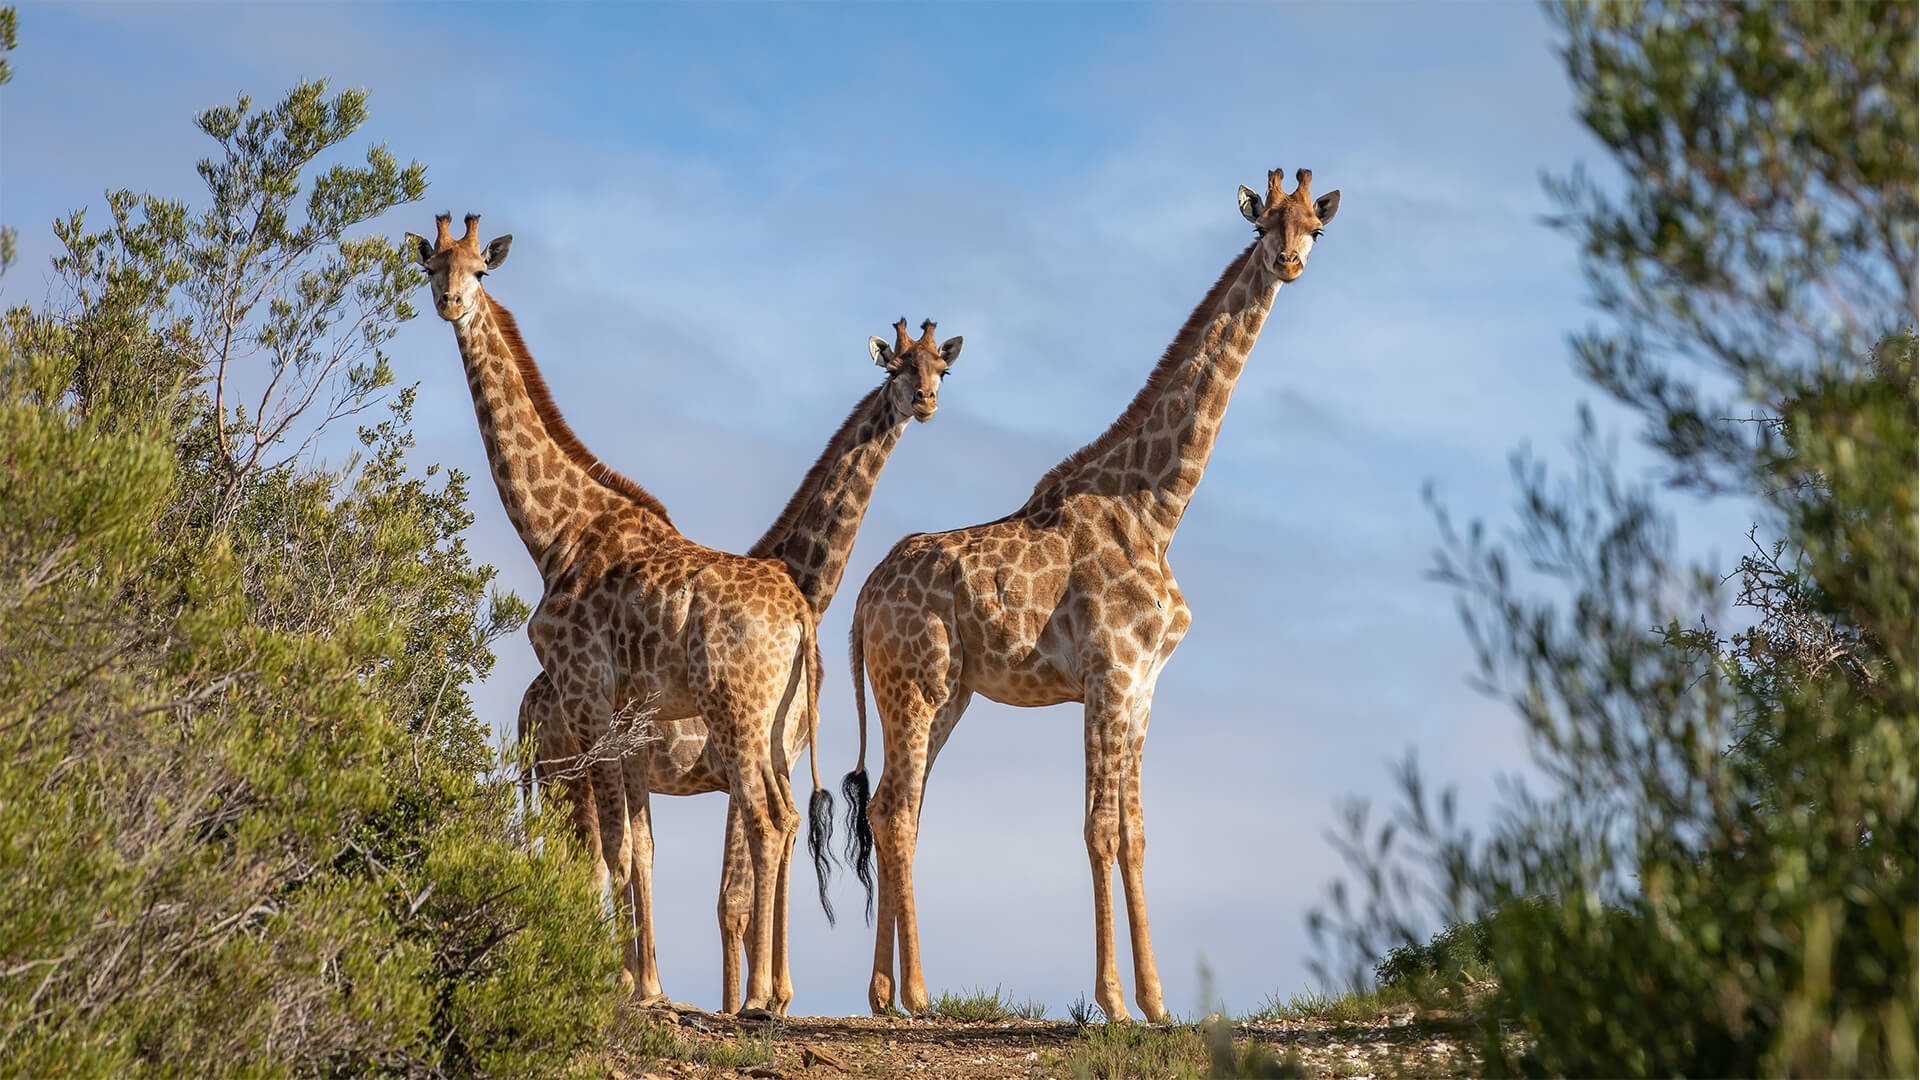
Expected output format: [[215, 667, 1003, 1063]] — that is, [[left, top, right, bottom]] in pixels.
[[1237, 168, 1341, 283], [867, 318, 962, 422], [404, 212, 513, 322]]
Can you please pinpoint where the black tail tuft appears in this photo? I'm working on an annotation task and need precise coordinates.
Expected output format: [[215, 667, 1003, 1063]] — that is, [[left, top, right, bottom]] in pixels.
[[840, 768, 875, 925], [809, 787, 836, 927]]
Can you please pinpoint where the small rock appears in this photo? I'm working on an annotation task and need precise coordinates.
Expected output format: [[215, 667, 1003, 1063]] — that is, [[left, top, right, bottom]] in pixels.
[[744, 1068, 785, 1080], [800, 1046, 846, 1070]]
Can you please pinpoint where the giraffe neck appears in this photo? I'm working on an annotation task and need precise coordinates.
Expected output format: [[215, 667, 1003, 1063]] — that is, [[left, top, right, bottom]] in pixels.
[[748, 382, 907, 616], [1024, 240, 1280, 540], [451, 295, 673, 577]]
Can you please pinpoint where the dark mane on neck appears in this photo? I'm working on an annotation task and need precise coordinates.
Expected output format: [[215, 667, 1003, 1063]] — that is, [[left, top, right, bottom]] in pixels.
[[1022, 239, 1259, 503], [485, 297, 674, 526], [748, 380, 891, 558]]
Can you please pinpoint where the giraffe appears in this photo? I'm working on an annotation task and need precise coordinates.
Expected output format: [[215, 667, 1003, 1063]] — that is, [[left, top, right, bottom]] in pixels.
[[832, 169, 1341, 1021], [518, 319, 962, 1013], [405, 213, 827, 1015]]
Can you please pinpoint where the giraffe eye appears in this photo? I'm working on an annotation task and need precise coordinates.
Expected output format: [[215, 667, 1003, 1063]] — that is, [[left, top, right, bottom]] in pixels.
[[474, 270, 488, 279], [1311, 229, 1325, 240]]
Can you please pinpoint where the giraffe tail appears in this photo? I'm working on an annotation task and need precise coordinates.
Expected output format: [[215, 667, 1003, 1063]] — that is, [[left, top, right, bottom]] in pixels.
[[840, 614, 876, 925], [802, 617, 838, 927]]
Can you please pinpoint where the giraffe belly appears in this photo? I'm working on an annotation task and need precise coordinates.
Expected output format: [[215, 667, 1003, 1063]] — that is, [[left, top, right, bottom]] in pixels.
[[967, 642, 1080, 708], [640, 709, 813, 797], [646, 713, 726, 796]]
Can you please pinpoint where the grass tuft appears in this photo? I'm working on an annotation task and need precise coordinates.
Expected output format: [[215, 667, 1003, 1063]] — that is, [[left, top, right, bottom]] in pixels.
[[1069, 993, 1105, 1028], [929, 984, 1028, 1023], [1050, 1021, 1208, 1079], [1241, 982, 1417, 1025], [1049, 1016, 1318, 1079]]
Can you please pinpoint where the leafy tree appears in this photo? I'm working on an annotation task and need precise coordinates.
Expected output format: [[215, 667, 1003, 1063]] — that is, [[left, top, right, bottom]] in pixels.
[[0, 77, 617, 1078], [1315, 3, 1915, 1076], [0, 5, 16, 274]]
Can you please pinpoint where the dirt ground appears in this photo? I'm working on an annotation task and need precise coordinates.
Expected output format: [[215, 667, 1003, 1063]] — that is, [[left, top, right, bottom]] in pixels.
[[608, 1001, 1477, 1079]]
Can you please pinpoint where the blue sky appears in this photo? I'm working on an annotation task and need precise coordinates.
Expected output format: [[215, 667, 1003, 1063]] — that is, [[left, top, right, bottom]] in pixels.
[[5, 1, 1753, 1019]]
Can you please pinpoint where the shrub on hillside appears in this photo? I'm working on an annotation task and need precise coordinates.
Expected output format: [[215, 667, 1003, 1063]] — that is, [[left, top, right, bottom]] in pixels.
[[1316, 3, 1916, 1076], [1372, 915, 1490, 990], [0, 73, 618, 1077]]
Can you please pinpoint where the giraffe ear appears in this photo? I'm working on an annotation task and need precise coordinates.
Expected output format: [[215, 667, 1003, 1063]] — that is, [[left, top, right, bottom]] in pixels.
[[1315, 190, 1341, 225], [939, 336, 963, 367], [869, 336, 895, 369], [1238, 185, 1265, 224], [403, 233, 432, 266], [483, 234, 513, 269]]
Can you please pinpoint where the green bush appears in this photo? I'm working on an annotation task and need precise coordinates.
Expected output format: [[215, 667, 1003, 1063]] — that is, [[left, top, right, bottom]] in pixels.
[[0, 72, 617, 1078], [1317, 3, 1916, 1077], [1372, 918, 1490, 990]]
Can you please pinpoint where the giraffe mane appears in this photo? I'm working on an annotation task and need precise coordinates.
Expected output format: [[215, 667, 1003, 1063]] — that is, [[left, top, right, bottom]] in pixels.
[[1022, 238, 1259, 503], [484, 296, 675, 525], [748, 380, 891, 558]]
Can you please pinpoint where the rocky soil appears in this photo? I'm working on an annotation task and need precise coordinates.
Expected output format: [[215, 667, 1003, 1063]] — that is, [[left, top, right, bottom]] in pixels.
[[607, 1001, 1478, 1079]]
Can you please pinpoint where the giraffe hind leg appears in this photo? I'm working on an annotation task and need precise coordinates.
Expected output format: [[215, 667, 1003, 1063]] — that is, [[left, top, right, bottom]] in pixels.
[[718, 799, 750, 1015], [1083, 680, 1136, 1023], [1118, 705, 1166, 1021], [771, 764, 799, 1015], [730, 758, 791, 1016], [868, 685, 972, 1016]]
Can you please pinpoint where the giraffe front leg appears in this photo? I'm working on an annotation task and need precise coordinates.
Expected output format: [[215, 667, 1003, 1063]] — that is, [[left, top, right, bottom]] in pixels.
[[717, 799, 750, 1015], [1084, 683, 1135, 1023], [625, 755, 667, 1006], [592, 756, 641, 997], [1119, 705, 1166, 1022]]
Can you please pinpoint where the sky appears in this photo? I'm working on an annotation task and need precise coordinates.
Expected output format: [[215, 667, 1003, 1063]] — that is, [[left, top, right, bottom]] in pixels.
[[4, 1, 1756, 1021]]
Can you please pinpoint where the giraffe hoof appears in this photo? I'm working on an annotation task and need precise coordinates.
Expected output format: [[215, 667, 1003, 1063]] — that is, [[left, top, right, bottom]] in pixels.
[[868, 973, 895, 1016], [633, 992, 670, 1009], [736, 1006, 778, 1022]]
